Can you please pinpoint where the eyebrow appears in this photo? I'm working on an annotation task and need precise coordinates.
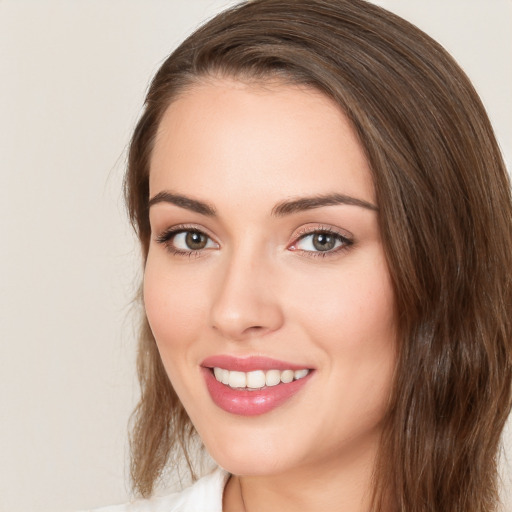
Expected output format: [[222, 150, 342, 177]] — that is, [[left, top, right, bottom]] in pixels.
[[148, 191, 378, 217], [271, 193, 378, 216], [148, 191, 216, 216]]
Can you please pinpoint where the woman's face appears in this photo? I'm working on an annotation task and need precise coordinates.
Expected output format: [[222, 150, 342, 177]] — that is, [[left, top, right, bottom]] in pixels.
[[144, 78, 397, 477]]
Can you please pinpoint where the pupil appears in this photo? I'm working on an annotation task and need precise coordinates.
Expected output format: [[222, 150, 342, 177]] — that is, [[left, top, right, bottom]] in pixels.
[[185, 231, 207, 250], [313, 233, 335, 251]]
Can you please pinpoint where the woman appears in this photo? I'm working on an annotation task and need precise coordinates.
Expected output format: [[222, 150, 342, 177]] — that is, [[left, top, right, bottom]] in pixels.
[[99, 0, 512, 510]]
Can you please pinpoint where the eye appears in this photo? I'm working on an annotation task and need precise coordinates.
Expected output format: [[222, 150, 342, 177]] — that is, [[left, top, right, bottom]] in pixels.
[[289, 229, 353, 255], [173, 231, 215, 251], [156, 227, 218, 255]]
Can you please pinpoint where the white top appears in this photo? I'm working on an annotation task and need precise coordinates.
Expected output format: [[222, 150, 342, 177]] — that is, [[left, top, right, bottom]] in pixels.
[[84, 468, 229, 512]]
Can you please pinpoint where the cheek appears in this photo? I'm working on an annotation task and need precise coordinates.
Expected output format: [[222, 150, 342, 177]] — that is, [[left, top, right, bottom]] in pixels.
[[143, 255, 208, 358], [293, 258, 395, 343], [302, 258, 396, 422]]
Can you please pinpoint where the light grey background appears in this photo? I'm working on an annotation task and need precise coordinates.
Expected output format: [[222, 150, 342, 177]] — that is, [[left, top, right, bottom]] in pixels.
[[0, 1, 510, 511]]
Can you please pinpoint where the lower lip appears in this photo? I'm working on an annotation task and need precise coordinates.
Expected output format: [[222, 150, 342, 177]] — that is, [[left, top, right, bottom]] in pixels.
[[202, 367, 313, 416]]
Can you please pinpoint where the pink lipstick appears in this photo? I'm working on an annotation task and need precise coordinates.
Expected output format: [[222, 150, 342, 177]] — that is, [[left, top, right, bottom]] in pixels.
[[201, 355, 314, 416]]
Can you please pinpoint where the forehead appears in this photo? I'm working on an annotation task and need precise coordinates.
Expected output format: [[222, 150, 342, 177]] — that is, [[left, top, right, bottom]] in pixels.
[[149, 78, 374, 206]]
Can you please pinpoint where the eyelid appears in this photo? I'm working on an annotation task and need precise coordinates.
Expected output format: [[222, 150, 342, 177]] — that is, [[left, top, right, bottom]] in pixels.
[[153, 223, 353, 257], [154, 223, 216, 241], [290, 224, 353, 242], [154, 224, 220, 255], [288, 224, 354, 255]]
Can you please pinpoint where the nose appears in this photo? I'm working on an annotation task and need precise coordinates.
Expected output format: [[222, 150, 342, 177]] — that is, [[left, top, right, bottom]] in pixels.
[[210, 249, 284, 341]]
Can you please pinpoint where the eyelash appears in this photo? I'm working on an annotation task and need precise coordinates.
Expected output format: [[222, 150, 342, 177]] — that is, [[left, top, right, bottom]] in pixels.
[[155, 224, 216, 257], [154, 224, 354, 258], [290, 225, 354, 258]]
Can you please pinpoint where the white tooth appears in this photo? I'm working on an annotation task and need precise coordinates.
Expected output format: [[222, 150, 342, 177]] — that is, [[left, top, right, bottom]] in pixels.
[[265, 369, 281, 387], [221, 369, 230, 385], [294, 369, 309, 380], [213, 367, 223, 382], [247, 370, 266, 389], [280, 369, 294, 384], [229, 370, 246, 388]]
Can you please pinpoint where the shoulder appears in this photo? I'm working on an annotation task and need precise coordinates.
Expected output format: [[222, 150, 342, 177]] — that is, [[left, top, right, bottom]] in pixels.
[[82, 467, 230, 512]]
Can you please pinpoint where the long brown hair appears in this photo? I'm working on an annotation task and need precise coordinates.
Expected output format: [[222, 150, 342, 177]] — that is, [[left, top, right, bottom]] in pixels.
[[125, 1, 512, 510]]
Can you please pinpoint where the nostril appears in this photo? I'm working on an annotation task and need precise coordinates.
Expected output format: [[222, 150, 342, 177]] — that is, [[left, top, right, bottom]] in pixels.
[[210, 283, 285, 340]]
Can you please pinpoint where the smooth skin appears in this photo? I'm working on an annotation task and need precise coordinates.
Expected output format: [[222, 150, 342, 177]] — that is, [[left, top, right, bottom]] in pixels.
[[144, 78, 397, 512]]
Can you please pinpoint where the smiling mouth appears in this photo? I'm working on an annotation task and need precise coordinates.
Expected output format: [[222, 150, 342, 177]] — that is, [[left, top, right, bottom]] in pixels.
[[201, 355, 314, 415], [211, 367, 310, 390], [203, 366, 314, 416]]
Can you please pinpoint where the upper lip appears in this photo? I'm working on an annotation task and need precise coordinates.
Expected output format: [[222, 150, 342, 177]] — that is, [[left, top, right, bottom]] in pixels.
[[201, 355, 312, 372]]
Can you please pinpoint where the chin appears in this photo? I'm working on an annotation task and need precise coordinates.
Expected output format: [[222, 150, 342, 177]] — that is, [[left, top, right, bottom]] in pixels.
[[196, 419, 310, 477], [208, 446, 290, 477]]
